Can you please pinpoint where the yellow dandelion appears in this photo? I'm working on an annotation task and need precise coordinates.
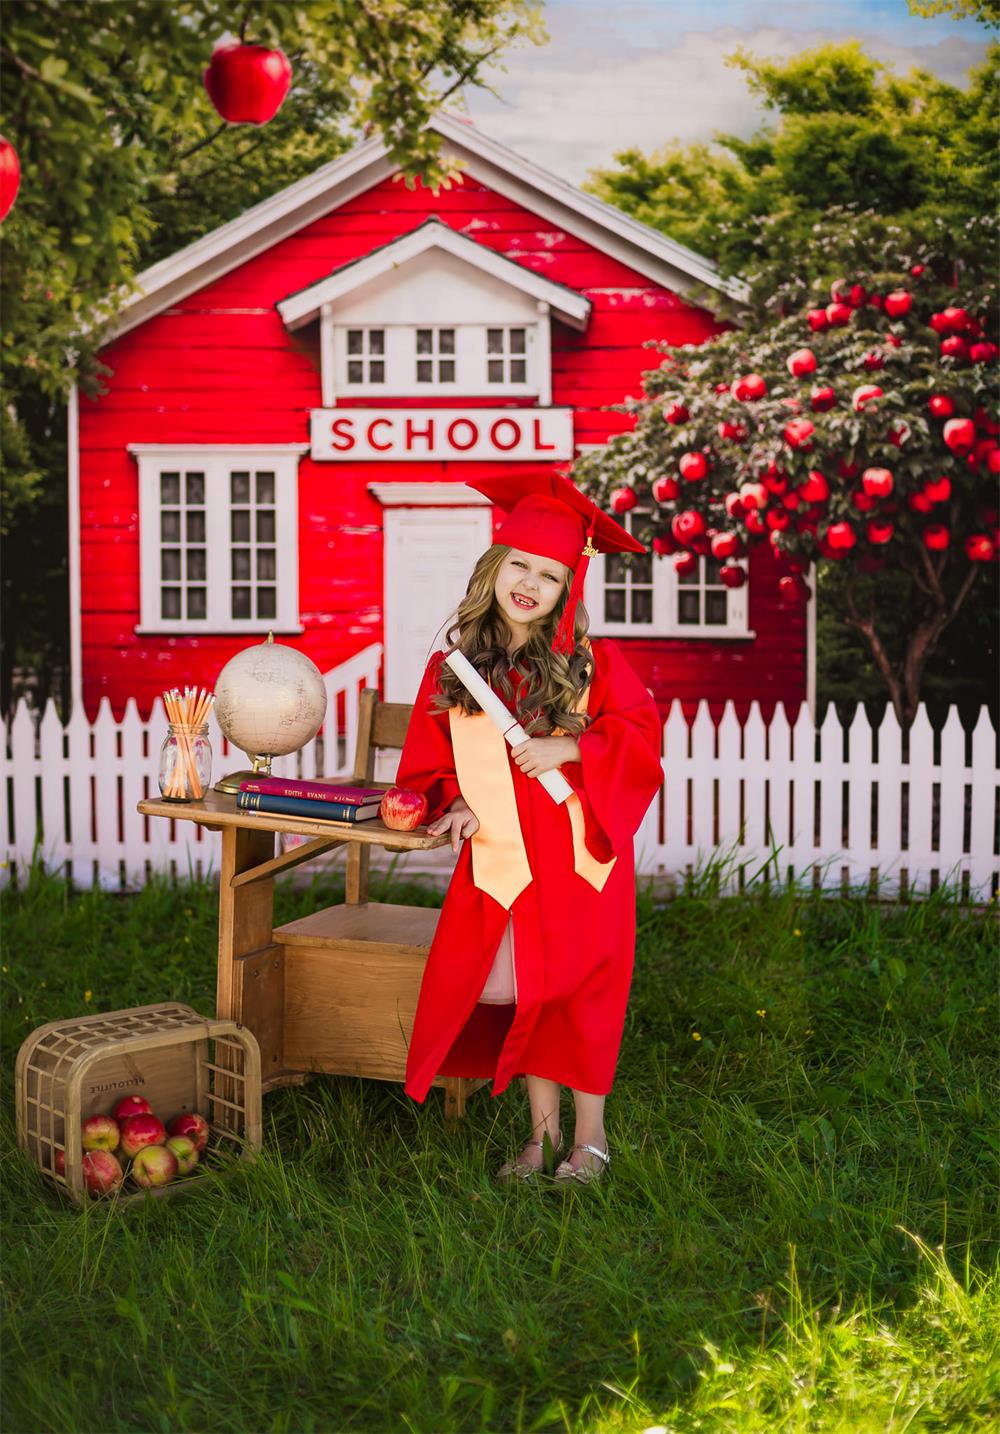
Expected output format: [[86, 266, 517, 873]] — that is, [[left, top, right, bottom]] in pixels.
[[84, 990, 92, 1002], [793, 929, 802, 937], [805, 1028, 813, 1035], [756, 1009, 767, 1018], [692, 1032, 702, 1041], [1, 965, 7, 973]]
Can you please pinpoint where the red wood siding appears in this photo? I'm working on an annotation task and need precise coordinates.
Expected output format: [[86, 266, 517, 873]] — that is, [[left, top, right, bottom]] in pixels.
[[78, 171, 806, 720]]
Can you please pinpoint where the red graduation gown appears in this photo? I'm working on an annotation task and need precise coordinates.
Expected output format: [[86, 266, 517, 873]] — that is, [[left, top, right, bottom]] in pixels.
[[395, 637, 664, 1101]]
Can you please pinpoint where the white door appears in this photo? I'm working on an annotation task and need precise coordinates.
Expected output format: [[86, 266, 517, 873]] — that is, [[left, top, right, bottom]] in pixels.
[[383, 506, 493, 704]]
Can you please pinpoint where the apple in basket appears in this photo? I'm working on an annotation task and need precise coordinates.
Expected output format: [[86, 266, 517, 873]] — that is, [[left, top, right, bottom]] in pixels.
[[379, 787, 428, 831], [167, 1112, 210, 1154], [166, 1135, 200, 1176], [119, 1113, 167, 1159], [81, 1115, 120, 1152], [82, 1149, 125, 1197], [131, 1145, 178, 1189], [112, 1094, 153, 1122]]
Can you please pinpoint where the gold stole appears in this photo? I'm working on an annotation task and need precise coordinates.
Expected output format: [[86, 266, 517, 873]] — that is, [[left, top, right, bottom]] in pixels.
[[448, 651, 617, 910]]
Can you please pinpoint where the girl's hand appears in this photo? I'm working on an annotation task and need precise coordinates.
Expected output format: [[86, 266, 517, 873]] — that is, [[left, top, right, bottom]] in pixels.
[[510, 735, 581, 779], [427, 796, 480, 853]]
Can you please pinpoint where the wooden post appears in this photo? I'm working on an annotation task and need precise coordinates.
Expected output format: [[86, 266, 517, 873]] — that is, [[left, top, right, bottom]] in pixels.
[[216, 825, 280, 1109]]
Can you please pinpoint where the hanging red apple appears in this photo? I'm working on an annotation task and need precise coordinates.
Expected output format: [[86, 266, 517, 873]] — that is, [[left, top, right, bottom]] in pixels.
[[778, 574, 810, 605], [783, 418, 815, 450], [807, 309, 829, 332], [652, 475, 681, 503], [851, 490, 877, 513], [673, 551, 698, 577], [943, 417, 976, 454], [825, 302, 852, 327], [797, 471, 828, 504], [929, 312, 950, 334], [940, 306, 970, 332], [718, 420, 748, 442], [652, 532, 678, 556], [732, 373, 767, 401], [862, 350, 885, 372], [610, 485, 638, 514], [869, 293, 884, 309], [810, 386, 836, 412], [838, 459, 860, 480], [883, 290, 912, 319], [719, 564, 746, 589], [738, 481, 768, 510], [766, 508, 790, 531], [204, 42, 293, 125], [0, 135, 19, 223], [787, 348, 817, 378], [927, 394, 955, 419], [679, 452, 709, 482], [663, 401, 689, 424], [908, 492, 934, 514], [884, 332, 903, 349], [964, 534, 995, 562], [710, 532, 741, 560], [671, 510, 706, 544], [975, 407, 1000, 436], [862, 467, 894, 498], [923, 525, 950, 551], [923, 476, 952, 503], [911, 263, 926, 277], [782, 490, 801, 511], [866, 519, 894, 545], [826, 521, 857, 552], [852, 384, 883, 413], [940, 336, 969, 360], [970, 341, 999, 364], [848, 283, 868, 308], [724, 492, 745, 519]]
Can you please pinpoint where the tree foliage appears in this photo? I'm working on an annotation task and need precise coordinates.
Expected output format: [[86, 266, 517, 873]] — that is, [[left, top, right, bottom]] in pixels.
[[0, 0, 542, 706], [585, 41, 999, 294], [573, 215, 999, 726]]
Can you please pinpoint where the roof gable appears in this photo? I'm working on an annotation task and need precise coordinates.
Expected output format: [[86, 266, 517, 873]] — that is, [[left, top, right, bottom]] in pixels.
[[107, 113, 747, 342], [276, 218, 591, 332]]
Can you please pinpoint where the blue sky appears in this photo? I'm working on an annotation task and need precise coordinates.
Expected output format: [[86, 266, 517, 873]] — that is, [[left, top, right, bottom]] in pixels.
[[460, 0, 992, 182]]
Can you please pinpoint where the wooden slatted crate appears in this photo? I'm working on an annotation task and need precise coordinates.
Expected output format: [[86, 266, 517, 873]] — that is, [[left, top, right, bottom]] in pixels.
[[15, 1002, 262, 1206]]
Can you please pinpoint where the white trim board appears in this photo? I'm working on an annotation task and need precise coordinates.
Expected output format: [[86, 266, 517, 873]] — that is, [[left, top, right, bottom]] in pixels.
[[277, 219, 590, 331], [98, 115, 746, 344], [368, 483, 492, 506]]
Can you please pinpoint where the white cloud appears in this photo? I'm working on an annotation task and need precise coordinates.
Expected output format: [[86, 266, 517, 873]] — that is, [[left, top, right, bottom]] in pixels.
[[462, 16, 990, 183]]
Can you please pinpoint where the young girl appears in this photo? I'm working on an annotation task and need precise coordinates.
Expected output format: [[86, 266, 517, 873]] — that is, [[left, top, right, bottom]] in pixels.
[[395, 472, 664, 1183]]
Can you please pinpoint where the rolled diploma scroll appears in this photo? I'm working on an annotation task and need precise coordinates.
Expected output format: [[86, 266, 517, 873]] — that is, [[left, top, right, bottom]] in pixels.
[[443, 650, 573, 806]]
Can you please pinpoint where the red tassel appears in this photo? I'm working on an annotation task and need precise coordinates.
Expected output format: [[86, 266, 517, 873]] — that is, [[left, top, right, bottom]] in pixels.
[[551, 523, 597, 657]]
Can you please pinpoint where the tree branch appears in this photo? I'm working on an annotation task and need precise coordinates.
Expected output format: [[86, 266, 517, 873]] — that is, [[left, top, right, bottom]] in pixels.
[[844, 579, 904, 725]]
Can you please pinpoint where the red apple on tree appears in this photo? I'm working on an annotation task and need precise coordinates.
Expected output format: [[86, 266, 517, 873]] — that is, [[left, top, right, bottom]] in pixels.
[[852, 384, 883, 413], [610, 485, 638, 514], [867, 519, 894, 545], [663, 401, 689, 424], [943, 418, 976, 454], [679, 452, 709, 482], [810, 386, 836, 412], [167, 1112, 210, 1154], [825, 301, 852, 327], [965, 534, 995, 562], [940, 306, 970, 332], [923, 525, 950, 551], [826, 521, 857, 552], [673, 551, 698, 577], [0, 135, 20, 224], [719, 564, 746, 589], [928, 394, 955, 419], [652, 475, 680, 502], [732, 373, 767, 401], [787, 348, 817, 377], [862, 468, 894, 499], [883, 290, 912, 318], [799, 470, 829, 504], [924, 476, 952, 503], [204, 43, 293, 125], [783, 419, 814, 450], [806, 309, 829, 332], [710, 532, 741, 560], [739, 482, 768, 510], [671, 510, 706, 544], [379, 788, 428, 832], [652, 532, 677, 556]]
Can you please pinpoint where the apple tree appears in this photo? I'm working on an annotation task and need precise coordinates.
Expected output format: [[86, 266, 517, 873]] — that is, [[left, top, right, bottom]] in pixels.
[[572, 216, 998, 728]]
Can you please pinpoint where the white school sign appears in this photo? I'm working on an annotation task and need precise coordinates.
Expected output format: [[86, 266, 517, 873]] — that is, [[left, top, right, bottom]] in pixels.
[[310, 407, 574, 461]]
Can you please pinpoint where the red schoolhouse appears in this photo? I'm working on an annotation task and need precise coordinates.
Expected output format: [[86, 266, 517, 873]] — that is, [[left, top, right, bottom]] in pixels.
[[71, 113, 812, 721]]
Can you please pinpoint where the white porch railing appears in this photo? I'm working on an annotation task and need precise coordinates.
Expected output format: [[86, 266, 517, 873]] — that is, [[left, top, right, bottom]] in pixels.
[[2, 660, 997, 900]]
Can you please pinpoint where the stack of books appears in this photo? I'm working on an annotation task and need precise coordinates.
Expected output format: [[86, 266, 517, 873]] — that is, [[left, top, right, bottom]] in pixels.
[[236, 777, 386, 823]]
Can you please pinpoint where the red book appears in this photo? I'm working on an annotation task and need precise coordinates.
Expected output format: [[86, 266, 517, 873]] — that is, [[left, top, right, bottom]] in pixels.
[[238, 777, 386, 806]]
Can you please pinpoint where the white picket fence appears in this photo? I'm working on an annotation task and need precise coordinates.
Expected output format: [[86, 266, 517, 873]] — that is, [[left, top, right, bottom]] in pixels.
[[2, 644, 997, 900]]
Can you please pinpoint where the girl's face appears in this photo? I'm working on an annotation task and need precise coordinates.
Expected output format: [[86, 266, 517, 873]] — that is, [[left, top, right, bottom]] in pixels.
[[494, 547, 570, 644]]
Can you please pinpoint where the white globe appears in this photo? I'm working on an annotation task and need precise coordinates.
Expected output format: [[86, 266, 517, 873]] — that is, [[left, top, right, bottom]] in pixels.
[[215, 636, 327, 761]]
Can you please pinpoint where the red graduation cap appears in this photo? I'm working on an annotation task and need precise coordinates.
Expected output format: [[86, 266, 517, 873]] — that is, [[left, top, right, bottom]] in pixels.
[[463, 472, 647, 657]]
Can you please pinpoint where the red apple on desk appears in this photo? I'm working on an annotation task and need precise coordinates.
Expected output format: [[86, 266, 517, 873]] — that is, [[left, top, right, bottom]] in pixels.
[[379, 787, 429, 831]]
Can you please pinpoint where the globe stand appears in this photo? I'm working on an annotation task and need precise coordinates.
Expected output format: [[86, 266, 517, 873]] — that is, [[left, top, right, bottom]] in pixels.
[[214, 752, 274, 797]]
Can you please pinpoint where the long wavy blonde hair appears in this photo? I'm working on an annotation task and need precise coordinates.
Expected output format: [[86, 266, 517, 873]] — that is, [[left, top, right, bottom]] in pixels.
[[430, 545, 595, 737]]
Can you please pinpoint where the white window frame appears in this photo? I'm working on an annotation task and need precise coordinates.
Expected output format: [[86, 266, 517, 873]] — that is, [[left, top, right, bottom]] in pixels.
[[583, 501, 753, 639], [129, 444, 306, 635], [330, 322, 539, 399]]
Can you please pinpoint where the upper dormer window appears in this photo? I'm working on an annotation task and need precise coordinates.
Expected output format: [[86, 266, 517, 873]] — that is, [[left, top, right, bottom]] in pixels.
[[487, 327, 527, 384], [416, 328, 456, 383], [346, 328, 385, 384]]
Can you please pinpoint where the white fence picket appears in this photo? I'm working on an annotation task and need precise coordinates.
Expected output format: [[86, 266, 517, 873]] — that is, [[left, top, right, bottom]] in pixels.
[[2, 671, 997, 901]]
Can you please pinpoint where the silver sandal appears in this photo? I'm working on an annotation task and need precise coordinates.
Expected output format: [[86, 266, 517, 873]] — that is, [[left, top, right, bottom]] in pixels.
[[552, 1143, 610, 1184], [496, 1131, 564, 1182]]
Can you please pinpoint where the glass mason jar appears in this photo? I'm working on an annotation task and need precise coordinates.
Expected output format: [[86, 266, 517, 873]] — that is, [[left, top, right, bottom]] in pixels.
[[158, 722, 212, 802]]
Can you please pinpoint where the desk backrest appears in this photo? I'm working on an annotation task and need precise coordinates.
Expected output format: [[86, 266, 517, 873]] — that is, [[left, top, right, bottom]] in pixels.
[[351, 688, 413, 783]]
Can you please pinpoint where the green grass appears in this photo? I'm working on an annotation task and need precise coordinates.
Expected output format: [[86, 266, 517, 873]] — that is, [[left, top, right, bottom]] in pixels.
[[2, 867, 998, 1433]]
